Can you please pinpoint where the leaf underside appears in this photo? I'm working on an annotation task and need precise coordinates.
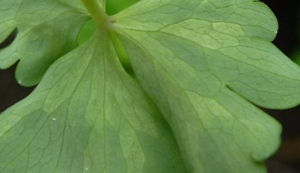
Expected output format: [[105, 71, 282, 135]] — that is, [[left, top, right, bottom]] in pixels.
[[0, 33, 187, 173], [0, 0, 90, 86], [1, 0, 300, 173]]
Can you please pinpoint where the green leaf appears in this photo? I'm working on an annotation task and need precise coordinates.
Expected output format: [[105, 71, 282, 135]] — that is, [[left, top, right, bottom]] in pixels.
[[76, 19, 97, 45], [1, 0, 300, 172], [0, 0, 90, 86], [106, 0, 139, 15], [112, 0, 300, 172], [0, 32, 187, 173]]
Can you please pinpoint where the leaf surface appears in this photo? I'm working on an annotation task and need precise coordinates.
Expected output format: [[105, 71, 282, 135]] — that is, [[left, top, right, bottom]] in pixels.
[[112, 0, 300, 172], [0, 32, 187, 173], [1, 0, 300, 173], [0, 0, 90, 86]]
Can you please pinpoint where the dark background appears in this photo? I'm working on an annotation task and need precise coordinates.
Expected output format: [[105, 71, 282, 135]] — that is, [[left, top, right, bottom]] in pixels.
[[1, 1, 300, 172], [261, 0, 300, 172]]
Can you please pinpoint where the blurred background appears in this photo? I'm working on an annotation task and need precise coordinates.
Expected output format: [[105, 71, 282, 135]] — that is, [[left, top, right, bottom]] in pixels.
[[1, 0, 300, 172], [260, 0, 300, 173]]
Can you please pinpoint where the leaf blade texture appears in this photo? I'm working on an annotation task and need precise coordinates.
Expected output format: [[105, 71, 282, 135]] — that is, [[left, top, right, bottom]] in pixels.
[[112, 0, 300, 172], [1, 0, 300, 173], [0, 0, 90, 86], [0, 32, 187, 173]]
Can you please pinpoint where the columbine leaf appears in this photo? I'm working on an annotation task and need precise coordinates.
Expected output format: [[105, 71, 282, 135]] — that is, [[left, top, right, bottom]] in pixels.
[[112, 0, 300, 172], [0, 0, 90, 86], [0, 32, 187, 173], [1, 0, 300, 172]]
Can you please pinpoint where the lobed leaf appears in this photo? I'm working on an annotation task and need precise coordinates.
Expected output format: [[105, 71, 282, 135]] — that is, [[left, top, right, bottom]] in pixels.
[[112, 0, 300, 172], [0, 0, 90, 86], [0, 32, 187, 173], [1, 0, 300, 172]]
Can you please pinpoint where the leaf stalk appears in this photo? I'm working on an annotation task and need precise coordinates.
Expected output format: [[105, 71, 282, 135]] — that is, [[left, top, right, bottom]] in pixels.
[[81, 0, 109, 29]]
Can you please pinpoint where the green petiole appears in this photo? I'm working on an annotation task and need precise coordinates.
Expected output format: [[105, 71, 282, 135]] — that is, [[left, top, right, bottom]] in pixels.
[[81, 0, 110, 29]]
